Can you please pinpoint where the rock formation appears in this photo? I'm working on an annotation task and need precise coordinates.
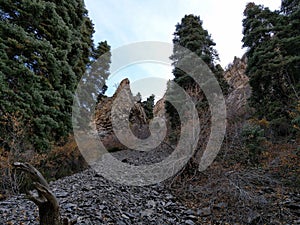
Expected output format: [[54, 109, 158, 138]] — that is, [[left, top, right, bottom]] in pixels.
[[94, 78, 149, 150], [153, 97, 166, 118], [94, 56, 251, 150], [224, 55, 252, 120]]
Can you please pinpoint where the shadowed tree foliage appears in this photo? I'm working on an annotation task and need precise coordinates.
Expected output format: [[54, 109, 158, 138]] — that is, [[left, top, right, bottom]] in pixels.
[[0, 0, 95, 151], [166, 14, 229, 131], [242, 1, 300, 135], [170, 14, 219, 87], [142, 94, 155, 120], [91, 41, 111, 102], [73, 40, 111, 130]]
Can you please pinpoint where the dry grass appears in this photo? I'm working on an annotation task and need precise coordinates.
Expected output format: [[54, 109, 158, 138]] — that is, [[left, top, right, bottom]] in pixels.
[[0, 135, 88, 198]]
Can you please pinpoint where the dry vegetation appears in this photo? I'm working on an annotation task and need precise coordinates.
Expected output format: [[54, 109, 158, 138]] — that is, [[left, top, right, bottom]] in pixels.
[[0, 135, 88, 198], [167, 114, 300, 224]]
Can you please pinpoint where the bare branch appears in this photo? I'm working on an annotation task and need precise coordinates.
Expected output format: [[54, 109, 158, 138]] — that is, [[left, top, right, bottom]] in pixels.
[[13, 162, 49, 188], [34, 182, 59, 209], [13, 162, 68, 225]]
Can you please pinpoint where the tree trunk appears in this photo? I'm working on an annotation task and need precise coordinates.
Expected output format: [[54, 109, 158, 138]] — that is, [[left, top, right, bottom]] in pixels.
[[39, 202, 61, 225], [13, 162, 74, 225]]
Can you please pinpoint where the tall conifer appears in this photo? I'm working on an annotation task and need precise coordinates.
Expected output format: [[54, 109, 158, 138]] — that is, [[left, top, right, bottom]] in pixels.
[[0, 0, 95, 151]]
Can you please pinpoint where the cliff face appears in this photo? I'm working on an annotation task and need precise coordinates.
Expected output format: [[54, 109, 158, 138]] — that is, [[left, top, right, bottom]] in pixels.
[[224, 55, 252, 119], [94, 78, 148, 150], [153, 97, 166, 118]]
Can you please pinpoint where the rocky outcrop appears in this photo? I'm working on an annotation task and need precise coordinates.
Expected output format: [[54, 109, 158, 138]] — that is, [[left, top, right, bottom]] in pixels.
[[153, 96, 166, 118], [153, 56, 251, 121], [225, 55, 248, 89], [224, 55, 252, 119], [94, 78, 148, 150]]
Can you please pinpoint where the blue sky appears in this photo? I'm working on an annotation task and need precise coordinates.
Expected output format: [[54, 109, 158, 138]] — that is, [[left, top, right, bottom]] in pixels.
[[84, 0, 281, 98]]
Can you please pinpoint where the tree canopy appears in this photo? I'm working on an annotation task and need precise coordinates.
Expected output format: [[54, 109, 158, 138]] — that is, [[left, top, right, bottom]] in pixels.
[[242, 0, 300, 135], [166, 14, 229, 130], [0, 0, 107, 151]]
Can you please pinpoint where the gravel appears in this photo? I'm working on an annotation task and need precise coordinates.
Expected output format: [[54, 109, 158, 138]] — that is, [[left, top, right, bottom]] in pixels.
[[0, 147, 203, 224]]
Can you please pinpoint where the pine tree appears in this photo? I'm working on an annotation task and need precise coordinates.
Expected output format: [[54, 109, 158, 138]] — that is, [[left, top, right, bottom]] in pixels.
[[74, 41, 112, 130], [0, 0, 94, 151], [281, 0, 300, 15], [166, 14, 229, 131], [242, 1, 300, 135], [142, 94, 155, 120], [170, 15, 219, 87], [91, 41, 111, 100], [281, 0, 300, 131]]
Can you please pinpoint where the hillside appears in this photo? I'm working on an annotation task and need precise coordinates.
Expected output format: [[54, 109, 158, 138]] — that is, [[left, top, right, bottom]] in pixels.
[[1, 151, 299, 224], [1, 1, 299, 224], [1, 55, 299, 224]]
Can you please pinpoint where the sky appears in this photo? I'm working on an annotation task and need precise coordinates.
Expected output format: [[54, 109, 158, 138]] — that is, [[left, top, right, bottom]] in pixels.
[[84, 0, 282, 98]]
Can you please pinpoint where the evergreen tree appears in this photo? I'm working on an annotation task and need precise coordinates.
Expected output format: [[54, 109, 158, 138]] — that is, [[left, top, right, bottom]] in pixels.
[[281, 0, 300, 131], [91, 41, 111, 100], [281, 0, 300, 15], [74, 41, 112, 130], [0, 0, 94, 151], [142, 94, 155, 120], [170, 14, 219, 88], [242, 1, 300, 134], [166, 14, 229, 131]]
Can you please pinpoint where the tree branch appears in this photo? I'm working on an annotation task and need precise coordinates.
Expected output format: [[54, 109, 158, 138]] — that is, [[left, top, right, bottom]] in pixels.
[[13, 162, 72, 225]]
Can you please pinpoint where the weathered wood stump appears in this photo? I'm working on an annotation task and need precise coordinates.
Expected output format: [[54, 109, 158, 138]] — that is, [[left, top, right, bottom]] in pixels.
[[13, 162, 76, 225]]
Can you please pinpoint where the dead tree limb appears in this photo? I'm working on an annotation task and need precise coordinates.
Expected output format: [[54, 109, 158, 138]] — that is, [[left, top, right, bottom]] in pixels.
[[13, 162, 76, 225]]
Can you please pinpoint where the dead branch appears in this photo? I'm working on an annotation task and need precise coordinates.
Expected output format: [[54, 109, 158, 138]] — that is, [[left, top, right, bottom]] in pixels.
[[13, 162, 76, 225]]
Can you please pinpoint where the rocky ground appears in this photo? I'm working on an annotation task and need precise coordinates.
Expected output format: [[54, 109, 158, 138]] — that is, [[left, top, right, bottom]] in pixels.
[[1, 168, 202, 225], [0, 146, 202, 225], [1, 146, 299, 224]]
